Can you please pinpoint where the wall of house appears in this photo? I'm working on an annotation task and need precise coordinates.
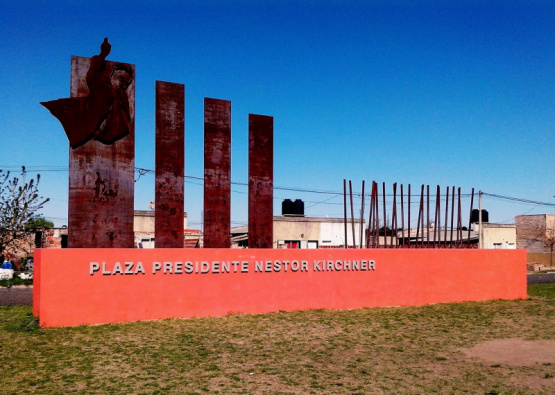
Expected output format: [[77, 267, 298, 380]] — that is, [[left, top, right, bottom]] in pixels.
[[527, 252, 554, 268], [273, 217, 364, 249], [482, 224, 516, 249], [320, 220, 364, 248], [516, 214, 554, 254]]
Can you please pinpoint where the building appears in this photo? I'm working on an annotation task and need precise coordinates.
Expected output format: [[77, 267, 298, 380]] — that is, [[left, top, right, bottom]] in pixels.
[[475, 223, 516, 249], [33, 211, 201, 250], [230, 216, 365, 249], [516, 214, 555, 267]]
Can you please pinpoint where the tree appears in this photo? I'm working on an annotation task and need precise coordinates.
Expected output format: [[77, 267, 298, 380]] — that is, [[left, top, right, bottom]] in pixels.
[[0, 167, 50, 257], [540, 226, 555, 268], [26, 216, 54, 229]]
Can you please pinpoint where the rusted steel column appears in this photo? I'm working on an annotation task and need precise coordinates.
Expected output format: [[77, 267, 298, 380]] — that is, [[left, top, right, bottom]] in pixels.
[[359, 180, 365, 249], [466, 188, 475, 247], [248, 114, 273, 249], [382, 182, 387, 248], [444, 186, 450, 248], [204, 98, 231, 248], [349, 180, 356, 248], [67, 56, 135, 248], [155, 81, 185, 248], [407, 184, 411, 248], [344, 179, 348, 248], [400, 184, 405, 247], [392, 183, 398, 247]]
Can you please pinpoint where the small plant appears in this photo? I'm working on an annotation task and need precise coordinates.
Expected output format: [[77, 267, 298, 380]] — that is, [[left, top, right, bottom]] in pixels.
[[0, 276, 33, 288]]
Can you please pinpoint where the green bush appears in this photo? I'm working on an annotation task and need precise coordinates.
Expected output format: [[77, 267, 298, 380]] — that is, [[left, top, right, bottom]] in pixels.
[[0, 276, 33, 288]]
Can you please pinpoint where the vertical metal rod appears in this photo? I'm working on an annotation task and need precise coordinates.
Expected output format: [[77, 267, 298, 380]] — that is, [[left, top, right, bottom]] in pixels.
[[408, 184, 411, 248], [434, 185, 441, 248], [421, 186, 426, 247], [367, 184, 372, 248], [444, 186, 449, 248], [360, 180, 365, 249], [382, 182, 387, 247], [400, 184, 405, 247], [368, 182, 375, 248], [392, 183, 398, 247], [416, 185, 424, 248], [426, 185, 430, 247], [343, 179, 347, 249], [457, 187, 462, 247], [349, 180, 356, 249], [479, 190, 483, 249], [467, 188, 475, 248], [450, 186, 455, 248], [374, 182, 379, 248]]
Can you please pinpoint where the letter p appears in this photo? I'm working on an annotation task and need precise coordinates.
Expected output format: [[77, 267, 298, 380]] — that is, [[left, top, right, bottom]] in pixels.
[[90, 262, 100, 276]]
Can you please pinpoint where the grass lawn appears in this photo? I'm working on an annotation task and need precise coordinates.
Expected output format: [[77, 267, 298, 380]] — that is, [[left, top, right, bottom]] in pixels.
[[0, 285, 553, 394]]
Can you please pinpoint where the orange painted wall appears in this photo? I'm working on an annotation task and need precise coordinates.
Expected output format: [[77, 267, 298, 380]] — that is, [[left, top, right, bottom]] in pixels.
[[33, 248, 527, 328]]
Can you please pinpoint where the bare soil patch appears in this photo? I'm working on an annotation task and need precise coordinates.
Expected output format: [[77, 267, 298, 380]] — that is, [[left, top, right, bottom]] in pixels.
[[461, 339, 555, 367]]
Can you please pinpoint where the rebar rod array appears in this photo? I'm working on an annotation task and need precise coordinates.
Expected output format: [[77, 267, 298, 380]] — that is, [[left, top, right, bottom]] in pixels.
[[344, 180, 477, 249]]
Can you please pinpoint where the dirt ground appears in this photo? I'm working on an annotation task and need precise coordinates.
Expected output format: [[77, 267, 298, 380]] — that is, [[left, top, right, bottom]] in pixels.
[[461, 339, 555, 367], [461, 339, 555, 391]]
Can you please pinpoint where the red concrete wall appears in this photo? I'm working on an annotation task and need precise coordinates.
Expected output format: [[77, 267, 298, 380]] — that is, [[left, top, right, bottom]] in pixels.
[[33, 249, 527, 328]]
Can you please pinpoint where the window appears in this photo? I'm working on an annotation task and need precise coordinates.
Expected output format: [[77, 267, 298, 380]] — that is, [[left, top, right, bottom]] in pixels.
[[307, 241, 318, 249], [284, 240, 300, 249]]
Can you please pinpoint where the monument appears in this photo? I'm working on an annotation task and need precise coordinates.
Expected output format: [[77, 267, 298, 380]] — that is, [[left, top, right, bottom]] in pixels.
[[42, 38, 135, 248], [34, 39, 526, 328]]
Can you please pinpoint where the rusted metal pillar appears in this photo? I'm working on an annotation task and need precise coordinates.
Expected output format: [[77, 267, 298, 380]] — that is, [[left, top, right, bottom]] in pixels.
[[400, 184, 405, 247], [374, 182, 380, 248], [203, 98, 231, 248], [444, 186, 450, 248], [416, 185, 424, 247], [248, 114, 273, 248], [466, 188, 475, 247], [407, 184, 411, 248], [434, 185, 441, 247], [382, 182, 387, 248], [359, 180, 365, 249], [67, 56, 135, 248], [392, 183, 398, 247], [344, 179, 348, 248], [450, 186, 456, 247], [155, 81, 185, 248], [349, 180, 356, 248]]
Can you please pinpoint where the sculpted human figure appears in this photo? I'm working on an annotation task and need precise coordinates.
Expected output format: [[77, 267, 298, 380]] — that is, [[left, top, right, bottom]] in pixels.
[[41, 38, 132, 148]]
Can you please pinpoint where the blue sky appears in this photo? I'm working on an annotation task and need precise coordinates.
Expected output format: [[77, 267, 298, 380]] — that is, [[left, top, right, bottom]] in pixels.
[[1, 1, 553, 228]]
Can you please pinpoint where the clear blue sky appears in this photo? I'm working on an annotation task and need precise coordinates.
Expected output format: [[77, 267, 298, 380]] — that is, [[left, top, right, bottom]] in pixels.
[[1, 1, 553, 229]]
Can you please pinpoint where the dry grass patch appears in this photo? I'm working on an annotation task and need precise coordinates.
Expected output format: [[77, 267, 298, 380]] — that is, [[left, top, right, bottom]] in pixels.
[[0, 285, 553, 393]]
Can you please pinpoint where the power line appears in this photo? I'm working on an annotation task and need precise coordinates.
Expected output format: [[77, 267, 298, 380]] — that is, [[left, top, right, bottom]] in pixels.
[[482, 192, 555, 207], [4, 165, 553, 208]]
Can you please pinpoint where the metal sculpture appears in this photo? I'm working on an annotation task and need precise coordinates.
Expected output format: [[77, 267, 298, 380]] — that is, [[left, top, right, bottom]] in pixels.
[[42, 39, 135, 248], [248, 114, 274, 248], [41, 38, 132, 149], [203, 98, 231, 248], [155, 81, 185, 248]]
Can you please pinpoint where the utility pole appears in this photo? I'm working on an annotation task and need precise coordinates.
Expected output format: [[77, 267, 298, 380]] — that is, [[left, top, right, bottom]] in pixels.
[[478, 191, 483, 249]]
